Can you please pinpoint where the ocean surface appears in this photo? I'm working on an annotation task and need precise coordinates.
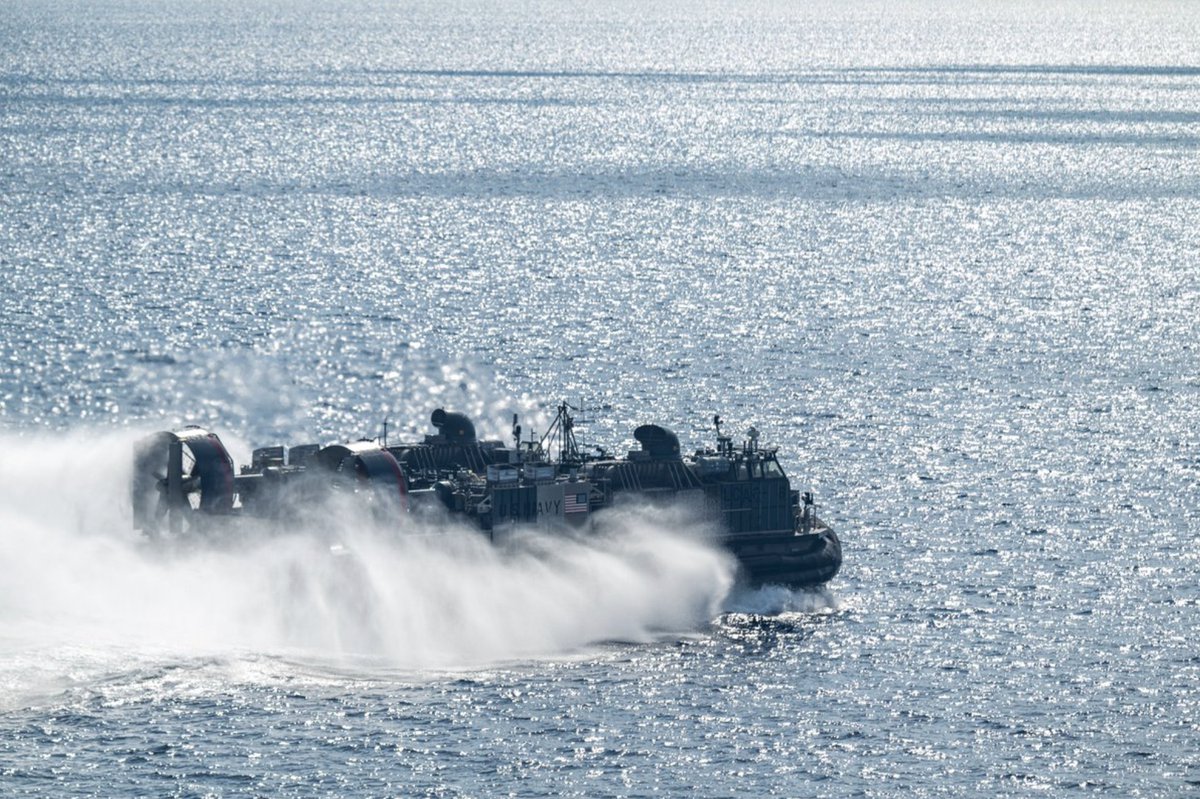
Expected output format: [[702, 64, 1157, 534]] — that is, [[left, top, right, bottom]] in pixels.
[[2, 0, 1199, 795]]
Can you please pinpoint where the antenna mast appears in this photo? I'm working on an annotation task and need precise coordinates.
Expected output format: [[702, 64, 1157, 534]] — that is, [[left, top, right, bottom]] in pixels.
[[539, 401, 583, 464]]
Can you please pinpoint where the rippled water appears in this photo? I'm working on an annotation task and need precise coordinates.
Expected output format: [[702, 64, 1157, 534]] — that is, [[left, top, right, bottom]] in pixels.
[[3, 1, 1199, 795]]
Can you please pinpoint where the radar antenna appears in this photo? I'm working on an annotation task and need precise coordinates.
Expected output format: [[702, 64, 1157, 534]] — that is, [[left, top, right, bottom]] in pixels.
[[714, 413, 733, 457], [747, 426, 760, 452]]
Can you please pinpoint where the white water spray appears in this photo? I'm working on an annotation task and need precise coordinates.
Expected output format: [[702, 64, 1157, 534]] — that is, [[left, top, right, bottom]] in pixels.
[[723, 583, 841, 616], [0, 428, 735, 704]]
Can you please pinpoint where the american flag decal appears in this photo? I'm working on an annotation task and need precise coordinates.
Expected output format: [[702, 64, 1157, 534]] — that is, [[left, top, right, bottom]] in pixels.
[[564, 491, 588, 514]]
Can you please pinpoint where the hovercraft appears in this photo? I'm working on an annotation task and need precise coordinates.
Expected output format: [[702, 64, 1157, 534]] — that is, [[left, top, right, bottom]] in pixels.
[[132, 404, 842, 587]]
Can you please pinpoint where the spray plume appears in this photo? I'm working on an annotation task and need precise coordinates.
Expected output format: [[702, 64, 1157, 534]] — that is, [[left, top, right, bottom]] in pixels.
[[0, 427, 735, 706]]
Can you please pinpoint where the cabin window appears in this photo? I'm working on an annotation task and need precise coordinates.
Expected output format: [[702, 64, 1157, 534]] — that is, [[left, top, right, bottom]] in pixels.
[[763, 460, 784, 478], [735, 462, 749, 480]]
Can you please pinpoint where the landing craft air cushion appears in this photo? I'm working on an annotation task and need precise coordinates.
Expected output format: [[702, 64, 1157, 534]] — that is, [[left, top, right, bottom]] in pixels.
[[132, 404, 842, 587]]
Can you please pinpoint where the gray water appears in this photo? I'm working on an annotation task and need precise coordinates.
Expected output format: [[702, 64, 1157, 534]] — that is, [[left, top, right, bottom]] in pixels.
[[2, 1, 1199, 795]]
